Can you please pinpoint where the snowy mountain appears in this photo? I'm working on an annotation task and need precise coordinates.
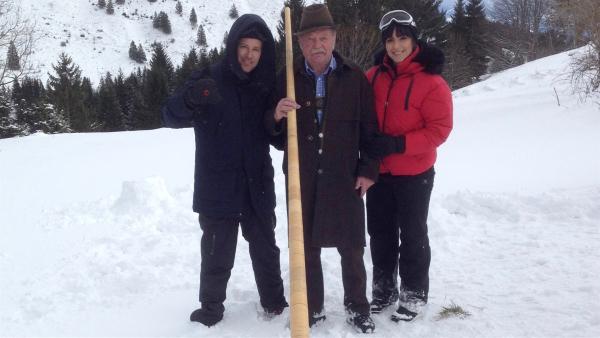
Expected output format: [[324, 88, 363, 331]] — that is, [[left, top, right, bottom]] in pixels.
[[1, 46, 600, 338], [21, 0, 287, 85]]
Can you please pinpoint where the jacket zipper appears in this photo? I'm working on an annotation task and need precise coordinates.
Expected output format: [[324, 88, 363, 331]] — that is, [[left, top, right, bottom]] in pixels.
[[382, 76, 396, 133], [209, 233, 216, 255]]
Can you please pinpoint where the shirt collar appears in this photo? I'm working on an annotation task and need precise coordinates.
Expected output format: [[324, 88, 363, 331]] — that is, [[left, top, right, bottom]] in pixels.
[[305, 56, 337, 77]]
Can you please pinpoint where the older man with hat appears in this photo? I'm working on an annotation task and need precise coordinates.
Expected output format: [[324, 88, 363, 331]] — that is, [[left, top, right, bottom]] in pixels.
[[266, 4, 379, 333]]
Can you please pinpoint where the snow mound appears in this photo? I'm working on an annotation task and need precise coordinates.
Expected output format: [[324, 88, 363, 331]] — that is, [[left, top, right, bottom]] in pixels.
[[112, 176, 176, 215]]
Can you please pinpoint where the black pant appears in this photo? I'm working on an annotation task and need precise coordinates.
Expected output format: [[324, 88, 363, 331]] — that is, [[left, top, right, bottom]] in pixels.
[[366, 168, 434, 302], [305, 245, 370, 316], [198, 209, 286, 314]]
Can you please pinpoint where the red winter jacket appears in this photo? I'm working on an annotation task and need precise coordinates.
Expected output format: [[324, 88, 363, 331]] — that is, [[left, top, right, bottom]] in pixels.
[[366, 44, 453, 176]]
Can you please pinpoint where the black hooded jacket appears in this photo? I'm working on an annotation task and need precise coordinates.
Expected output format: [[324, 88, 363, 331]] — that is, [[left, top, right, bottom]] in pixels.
[[161, 14, 277, 222]]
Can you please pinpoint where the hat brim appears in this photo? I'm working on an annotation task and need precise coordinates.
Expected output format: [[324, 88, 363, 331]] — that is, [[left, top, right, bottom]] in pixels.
[[294, 25, 337, 37]]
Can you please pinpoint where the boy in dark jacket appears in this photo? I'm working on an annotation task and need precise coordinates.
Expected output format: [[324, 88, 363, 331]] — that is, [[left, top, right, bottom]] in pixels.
[[161, 14, 287, 327]]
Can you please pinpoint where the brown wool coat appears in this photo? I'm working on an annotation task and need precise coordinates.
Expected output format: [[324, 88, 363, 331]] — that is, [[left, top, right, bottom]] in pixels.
[[266, 52, 379, 248]]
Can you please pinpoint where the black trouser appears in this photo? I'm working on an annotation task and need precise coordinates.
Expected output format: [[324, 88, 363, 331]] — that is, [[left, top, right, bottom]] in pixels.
[[305, 245, 370, 316], [366, 168, 434, 302], [198, 209, 286, 314]]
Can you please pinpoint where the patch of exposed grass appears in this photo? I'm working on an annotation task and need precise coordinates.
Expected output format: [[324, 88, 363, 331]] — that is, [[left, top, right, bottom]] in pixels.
[[435, 302, 471, 321]]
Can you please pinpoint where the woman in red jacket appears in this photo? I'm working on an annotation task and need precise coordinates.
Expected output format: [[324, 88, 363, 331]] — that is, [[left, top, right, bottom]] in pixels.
[[365, 10, 453, 322]]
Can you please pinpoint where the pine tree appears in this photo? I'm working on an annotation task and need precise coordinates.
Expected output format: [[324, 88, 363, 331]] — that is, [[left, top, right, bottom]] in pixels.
[[114, 71, 130, 130], [275, 0, 305, 70], [0, 87, 24, 138], [222, 30, 229, 46], [142, 44, 174, 129], [153, 12, 160, 29], [97, 0, 106, 9], [207, 47, 224, 64], [40, 104, 71, 134], [97, 72, 123, 131], [176, 1, 183, 16], [46, 53, 85, 131], [122, 83, 137, 131], [451, 0, 468, 36], [327, 0, 385, 70], [198, 48, 211, 70], [13, 77, 45, 106], [175, 48, 199, 88], [129, 41, 147, 63], [137, 43, 147, 63], [190, 8, 198, 26], [80, 77, 98, 131], [10, 80, 31, 134], [14, 77, 70, 134], [6, 41, 20, 71], [464, 0, 490, 80], [229, 4, 239, 19], [125, 73, 146, 130], [159, 12, 172, 34], [106, 0, 114, 14], [196, 25, 207, 47], [444, 0, 472, 88], [129, 41, 138, 61]]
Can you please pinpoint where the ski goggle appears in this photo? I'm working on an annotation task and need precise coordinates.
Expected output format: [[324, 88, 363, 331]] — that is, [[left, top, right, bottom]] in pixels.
[[378, 10, 416, 31]]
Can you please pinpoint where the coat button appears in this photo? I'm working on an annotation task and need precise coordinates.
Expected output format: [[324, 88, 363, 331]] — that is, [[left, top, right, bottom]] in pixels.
[[318, 133, 323, 138], [317, 169, 323, 175], [305, 101, 311, 107], [318, 149, 323, 155], [307, 135, 314, 141]]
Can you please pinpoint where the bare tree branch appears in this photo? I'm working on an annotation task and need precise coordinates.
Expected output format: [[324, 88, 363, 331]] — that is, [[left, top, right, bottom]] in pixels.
[[0, 0, 36, 87]]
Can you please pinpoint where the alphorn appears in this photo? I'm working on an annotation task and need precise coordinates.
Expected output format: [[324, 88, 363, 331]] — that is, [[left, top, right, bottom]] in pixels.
[[284, 6, 309, 338]]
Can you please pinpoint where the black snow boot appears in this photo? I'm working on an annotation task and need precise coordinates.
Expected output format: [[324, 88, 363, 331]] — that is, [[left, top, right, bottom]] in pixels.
[[263, 302, 288, 319], [390, 291, 426, 322], [309, 312, 326, 327], [346, 310, 375, 333], [190, 304, 223, 327], [370, 288, 399, 314]]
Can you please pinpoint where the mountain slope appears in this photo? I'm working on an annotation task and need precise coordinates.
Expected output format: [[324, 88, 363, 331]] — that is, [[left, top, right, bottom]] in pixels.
[[22, 0, 285, 84]]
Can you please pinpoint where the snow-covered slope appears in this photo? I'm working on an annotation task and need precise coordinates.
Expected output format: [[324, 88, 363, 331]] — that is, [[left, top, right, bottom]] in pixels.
[[1, 48, 599, 337], [21, 0, 287, 84]]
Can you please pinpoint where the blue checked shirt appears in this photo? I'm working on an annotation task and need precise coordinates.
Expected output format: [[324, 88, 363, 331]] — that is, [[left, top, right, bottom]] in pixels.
[[305, 57, 337, 125]]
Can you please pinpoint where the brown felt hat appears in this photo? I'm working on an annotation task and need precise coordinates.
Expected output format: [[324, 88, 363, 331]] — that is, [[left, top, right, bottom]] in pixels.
[[295, 4, 336, 36]]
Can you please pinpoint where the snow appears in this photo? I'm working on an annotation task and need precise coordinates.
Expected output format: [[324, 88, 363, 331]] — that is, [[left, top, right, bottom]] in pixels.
[[2, 47, 600, 338]]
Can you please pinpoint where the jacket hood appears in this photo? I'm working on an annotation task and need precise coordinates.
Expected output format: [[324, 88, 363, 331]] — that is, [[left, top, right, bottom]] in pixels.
[[373, 40, 445, 75], [223, 14, 276, 89]]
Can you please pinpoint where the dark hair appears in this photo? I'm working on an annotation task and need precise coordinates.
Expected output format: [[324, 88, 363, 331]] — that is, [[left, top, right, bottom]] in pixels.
[[381, 22, 417, 44]]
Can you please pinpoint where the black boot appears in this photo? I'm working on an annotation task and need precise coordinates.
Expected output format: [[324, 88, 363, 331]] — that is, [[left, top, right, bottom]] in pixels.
[[190, 303, 224, 327], [390, 290, 426, 322], [263, 302, 288, 319], [309, 312, 326, 327], [346, 310, 375, 334], [370, 288, 399, 314]]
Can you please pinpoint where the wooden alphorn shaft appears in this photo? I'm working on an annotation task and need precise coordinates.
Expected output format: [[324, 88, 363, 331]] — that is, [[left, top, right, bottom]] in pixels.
[[284, 6, 309, 338]]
